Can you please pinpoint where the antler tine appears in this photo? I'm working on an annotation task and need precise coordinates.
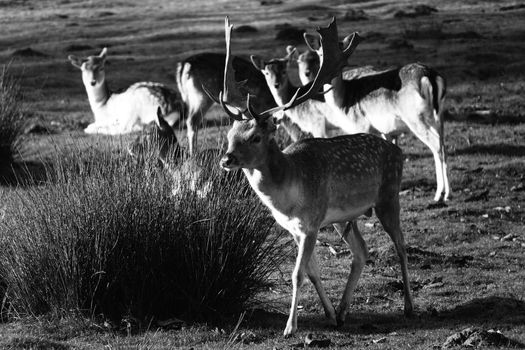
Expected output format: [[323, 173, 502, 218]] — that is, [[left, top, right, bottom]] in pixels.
[[220, 91, 243, 121], [223, 16, 233, 102], [219, 16, 248, 121]]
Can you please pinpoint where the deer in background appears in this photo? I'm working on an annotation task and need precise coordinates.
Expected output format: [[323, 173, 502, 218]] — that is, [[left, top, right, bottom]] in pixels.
[[250, 47, 331, 139], [69, 48, 183, 135], [128, 107, 247, 198], [298, 35, 449, 202], [219, 17, 413, 336], [176, 52, 276, 154], [295, 47, 382, 85]]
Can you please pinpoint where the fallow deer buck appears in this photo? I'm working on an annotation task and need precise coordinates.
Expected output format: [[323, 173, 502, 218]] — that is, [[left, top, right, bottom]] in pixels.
[[300, 34, 450, 202], [219, 17, 413, 337], [69, 48, 183, 135], [176, 52, 276, 154]]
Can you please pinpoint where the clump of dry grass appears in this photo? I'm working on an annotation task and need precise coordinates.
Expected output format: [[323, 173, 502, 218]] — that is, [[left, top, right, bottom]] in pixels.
[[0, 136, 286, 324], [0, 67, 24, 166]]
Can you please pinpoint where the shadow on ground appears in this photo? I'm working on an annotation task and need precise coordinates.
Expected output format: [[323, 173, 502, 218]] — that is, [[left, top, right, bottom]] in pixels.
[[0, 161, 48, 187], [246, 296, 525, 342], [453, 144, 525, 157]]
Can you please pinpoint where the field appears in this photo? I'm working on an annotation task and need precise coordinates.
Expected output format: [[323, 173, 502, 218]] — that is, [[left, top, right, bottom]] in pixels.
[[1, 0, 524, 349]]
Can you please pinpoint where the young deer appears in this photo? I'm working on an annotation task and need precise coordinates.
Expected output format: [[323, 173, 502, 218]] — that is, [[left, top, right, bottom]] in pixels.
[[250, 48, 331, 139], [300, 34, 450, 201], [295, 47, 381, 86], [219, 17, 413, 336], [69, 48, 183, 135], [176, 52, 276, 154]]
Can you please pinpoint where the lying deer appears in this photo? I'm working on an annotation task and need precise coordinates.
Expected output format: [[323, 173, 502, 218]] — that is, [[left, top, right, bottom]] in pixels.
[[69, 48, 182, 135], [297, 35, 450, 201], [176, 52, 276, 154], [219, 17, 413, 336]]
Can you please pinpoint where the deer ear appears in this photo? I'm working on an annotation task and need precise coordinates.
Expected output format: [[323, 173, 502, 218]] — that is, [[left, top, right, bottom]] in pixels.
[[156, 107, 171, 131], [99, 47, 108, 60], [68, 55, 84, 69], [304, 33, 321, 51], [250, 55, 265, 71], [285, 46, 298, 63]]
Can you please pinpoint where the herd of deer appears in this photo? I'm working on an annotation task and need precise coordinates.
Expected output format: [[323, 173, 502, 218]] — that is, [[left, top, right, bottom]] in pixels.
[[68, 17, 449, 336]]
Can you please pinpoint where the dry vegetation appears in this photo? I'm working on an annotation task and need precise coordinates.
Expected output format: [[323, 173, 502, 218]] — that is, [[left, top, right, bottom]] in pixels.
[[0, 0, 524, 349]]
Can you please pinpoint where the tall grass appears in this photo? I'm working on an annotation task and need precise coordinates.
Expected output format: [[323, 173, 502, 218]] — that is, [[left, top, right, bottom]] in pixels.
[[0, 67, 24, 166], [0, 136, 286, 323]]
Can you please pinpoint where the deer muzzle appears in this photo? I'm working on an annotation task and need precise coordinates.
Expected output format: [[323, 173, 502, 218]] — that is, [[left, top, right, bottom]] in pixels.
[[220, 152, 238, 170]]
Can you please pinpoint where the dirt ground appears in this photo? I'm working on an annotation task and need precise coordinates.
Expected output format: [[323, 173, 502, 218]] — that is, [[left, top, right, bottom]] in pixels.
[[0, 0, 524, 349]]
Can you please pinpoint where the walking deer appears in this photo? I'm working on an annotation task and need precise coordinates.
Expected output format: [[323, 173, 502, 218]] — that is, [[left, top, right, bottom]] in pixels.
[[219, 17, 413, 336], [176, 52, 276, 154], [69, 48, 183, 135], [299, 34, 450, 201]]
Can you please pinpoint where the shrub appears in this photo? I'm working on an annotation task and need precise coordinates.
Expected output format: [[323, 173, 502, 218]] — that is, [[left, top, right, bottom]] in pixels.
[[0, 67, 24, 166], [0, 136, 286, 323]]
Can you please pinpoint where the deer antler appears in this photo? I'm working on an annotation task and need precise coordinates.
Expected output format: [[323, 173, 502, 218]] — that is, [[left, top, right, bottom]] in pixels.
[[219, 16, 248, 121]]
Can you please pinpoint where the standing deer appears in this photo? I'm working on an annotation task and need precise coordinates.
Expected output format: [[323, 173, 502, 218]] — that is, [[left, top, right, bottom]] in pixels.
[[295, 47, 382, 85], [250, 48, 330, 139], [176, 52, 276, 154], [298, 34, 450, 202], [219, 17, 412, 336], [69, 48, 183, 135]]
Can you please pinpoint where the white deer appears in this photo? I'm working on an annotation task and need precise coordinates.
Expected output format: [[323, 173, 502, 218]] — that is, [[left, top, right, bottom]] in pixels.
[[69, 48, 182, 135], [298, 34, 450, 201], [176, 52, 276, 154], [218, 17, 413, 337]]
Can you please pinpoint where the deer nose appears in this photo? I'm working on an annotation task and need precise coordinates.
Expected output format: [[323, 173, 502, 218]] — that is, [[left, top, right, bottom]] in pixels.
[[220, 153, 238, 169], [90, 80, 96, 86]]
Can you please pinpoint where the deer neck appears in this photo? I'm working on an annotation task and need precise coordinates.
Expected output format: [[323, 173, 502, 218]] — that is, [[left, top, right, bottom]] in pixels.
[[269, 79, 296, 107], [243, 140, 290, 197], [85, 79, 111, 110], [324, 74, 346, 109]]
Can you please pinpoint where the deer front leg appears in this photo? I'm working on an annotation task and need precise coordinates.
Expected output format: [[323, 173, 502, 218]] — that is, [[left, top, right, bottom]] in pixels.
[[285, 232, 317, 337]]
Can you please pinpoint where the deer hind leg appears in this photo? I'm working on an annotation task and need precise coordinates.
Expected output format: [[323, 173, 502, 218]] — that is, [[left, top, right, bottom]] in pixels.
[[285, 232, 318, 337], [333, 221, 368, 326], [403, 109, 448, 202], [185, 96, 212, 156], [374, 200, 413, 316]]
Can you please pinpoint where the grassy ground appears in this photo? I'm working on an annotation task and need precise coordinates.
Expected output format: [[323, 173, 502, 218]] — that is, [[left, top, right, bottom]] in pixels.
[[1, 0, 524, 348]]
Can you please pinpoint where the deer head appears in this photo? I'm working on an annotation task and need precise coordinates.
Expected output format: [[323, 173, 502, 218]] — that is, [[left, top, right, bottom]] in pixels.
[[68, 48, 108, 87]]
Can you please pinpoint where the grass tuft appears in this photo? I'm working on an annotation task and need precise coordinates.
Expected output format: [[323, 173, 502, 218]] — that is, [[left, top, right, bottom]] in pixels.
[[0, 136, 286, 324], [0, 67, 24, 166]]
